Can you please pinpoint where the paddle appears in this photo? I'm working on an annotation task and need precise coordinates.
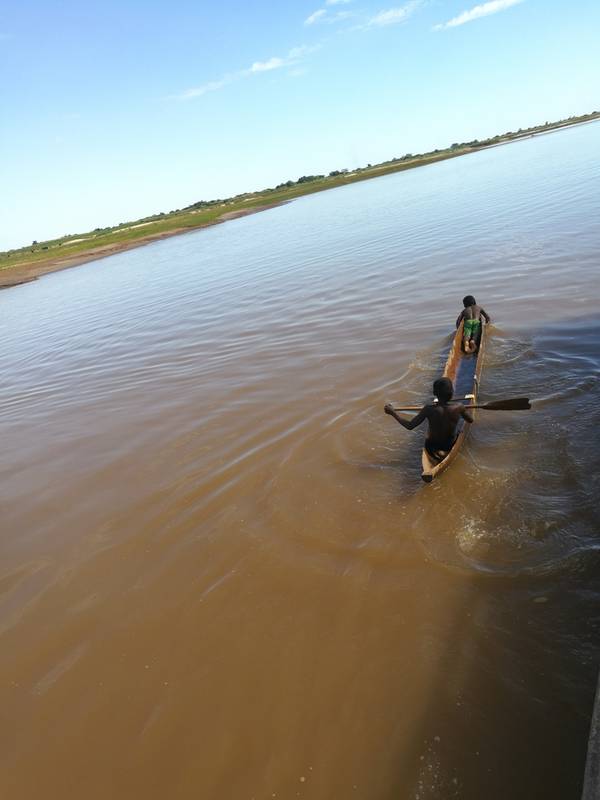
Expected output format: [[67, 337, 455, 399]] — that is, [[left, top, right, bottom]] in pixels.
[[391, 397, 531, 412]]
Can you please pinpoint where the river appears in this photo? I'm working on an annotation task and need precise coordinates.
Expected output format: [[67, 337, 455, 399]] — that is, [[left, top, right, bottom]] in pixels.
[[1, 121, 600, 799]]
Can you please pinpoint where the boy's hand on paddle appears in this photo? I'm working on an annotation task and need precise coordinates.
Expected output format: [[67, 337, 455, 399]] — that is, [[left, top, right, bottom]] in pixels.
[[384, 403, 395, 415]]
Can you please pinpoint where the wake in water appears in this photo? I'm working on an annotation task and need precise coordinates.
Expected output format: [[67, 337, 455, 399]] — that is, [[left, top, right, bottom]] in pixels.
[[414, 318, 600, 578]]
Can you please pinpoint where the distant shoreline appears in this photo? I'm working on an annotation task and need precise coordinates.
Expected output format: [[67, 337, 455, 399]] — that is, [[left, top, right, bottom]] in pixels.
[[0, 202, 286, 290], [479, 115, 600, 149], [2, 112, 598, 291]]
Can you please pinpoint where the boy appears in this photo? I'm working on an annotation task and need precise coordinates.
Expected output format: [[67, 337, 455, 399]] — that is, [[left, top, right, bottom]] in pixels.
[[384, 377, 473, 461], [456, 295, 491, 353]]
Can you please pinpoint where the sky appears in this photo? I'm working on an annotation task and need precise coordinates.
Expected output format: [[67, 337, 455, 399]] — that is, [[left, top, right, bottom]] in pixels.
[[1, 0, 599, 250]]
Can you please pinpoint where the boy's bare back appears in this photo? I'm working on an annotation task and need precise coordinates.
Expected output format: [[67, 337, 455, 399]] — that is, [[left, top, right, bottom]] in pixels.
[[424, 402, 471, 443], [456, 303, 490, 327]]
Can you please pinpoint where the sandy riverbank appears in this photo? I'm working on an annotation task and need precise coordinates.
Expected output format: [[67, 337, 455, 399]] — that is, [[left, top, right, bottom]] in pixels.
[[0, 202, 286, 290]]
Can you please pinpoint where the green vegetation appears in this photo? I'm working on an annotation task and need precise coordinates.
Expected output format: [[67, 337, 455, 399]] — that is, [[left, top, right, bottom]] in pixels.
[[2, 110, 599, 274]]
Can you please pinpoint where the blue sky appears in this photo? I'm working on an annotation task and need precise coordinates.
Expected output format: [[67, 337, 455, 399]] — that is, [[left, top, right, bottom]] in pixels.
[[1, 0, 599, 250]]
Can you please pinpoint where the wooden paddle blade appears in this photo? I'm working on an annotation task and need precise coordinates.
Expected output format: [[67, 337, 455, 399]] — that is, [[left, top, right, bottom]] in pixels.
[[479, 397, 531, 411]]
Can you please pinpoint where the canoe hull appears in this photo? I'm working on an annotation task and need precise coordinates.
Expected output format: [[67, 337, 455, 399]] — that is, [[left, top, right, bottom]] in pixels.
[[420, 321, 486, 482]]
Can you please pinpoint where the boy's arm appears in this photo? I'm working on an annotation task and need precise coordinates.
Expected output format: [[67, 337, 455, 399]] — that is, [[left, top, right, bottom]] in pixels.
[[480, 307, 491, 323], [460, 406, 474, 424], [456, 310, 465, 328], [384, 404, 429, 430]]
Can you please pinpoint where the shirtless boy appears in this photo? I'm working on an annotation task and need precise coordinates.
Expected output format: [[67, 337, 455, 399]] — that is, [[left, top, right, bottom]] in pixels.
[[384, 377, 473, 461], [456, 295, 491, 353]]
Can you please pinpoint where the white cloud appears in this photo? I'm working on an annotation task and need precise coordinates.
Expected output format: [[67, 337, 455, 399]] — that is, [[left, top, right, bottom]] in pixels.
[[250, 56, 285, 72], [305, 8, 326, 24], [286, 45, 317, 62], [367, 2, 421, 27], [178, 77, 233, 99], [175, 46, 318, 100], [305, 6, 354, 25], [331, 11, 354, 21], [434, 0, 524, 30]]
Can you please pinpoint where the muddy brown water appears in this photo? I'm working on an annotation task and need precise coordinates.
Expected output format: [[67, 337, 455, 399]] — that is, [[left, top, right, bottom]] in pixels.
[[1, 122, 600, 799]]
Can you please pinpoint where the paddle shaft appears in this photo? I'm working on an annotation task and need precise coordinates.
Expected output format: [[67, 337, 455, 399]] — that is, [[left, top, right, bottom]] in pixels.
[[392, 396, 473, 410], [392, 397, 530, 412], [393, 404, 487, 411]]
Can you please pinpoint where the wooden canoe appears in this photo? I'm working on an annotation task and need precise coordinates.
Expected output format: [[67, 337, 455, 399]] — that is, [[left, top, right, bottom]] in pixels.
[[420, 320, 486, 483]]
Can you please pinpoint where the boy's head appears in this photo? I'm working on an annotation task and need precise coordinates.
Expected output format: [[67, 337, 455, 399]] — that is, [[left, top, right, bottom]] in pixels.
[[433, 377, 454, 403], [463, 295, 476, 307]]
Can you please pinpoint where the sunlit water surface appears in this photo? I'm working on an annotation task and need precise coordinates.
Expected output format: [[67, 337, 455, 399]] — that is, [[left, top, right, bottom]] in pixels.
[[1, 122, 600, 799]]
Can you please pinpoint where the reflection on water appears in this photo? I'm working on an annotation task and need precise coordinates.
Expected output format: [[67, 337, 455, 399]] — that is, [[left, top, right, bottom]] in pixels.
[[1, 122, 600, 799]]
